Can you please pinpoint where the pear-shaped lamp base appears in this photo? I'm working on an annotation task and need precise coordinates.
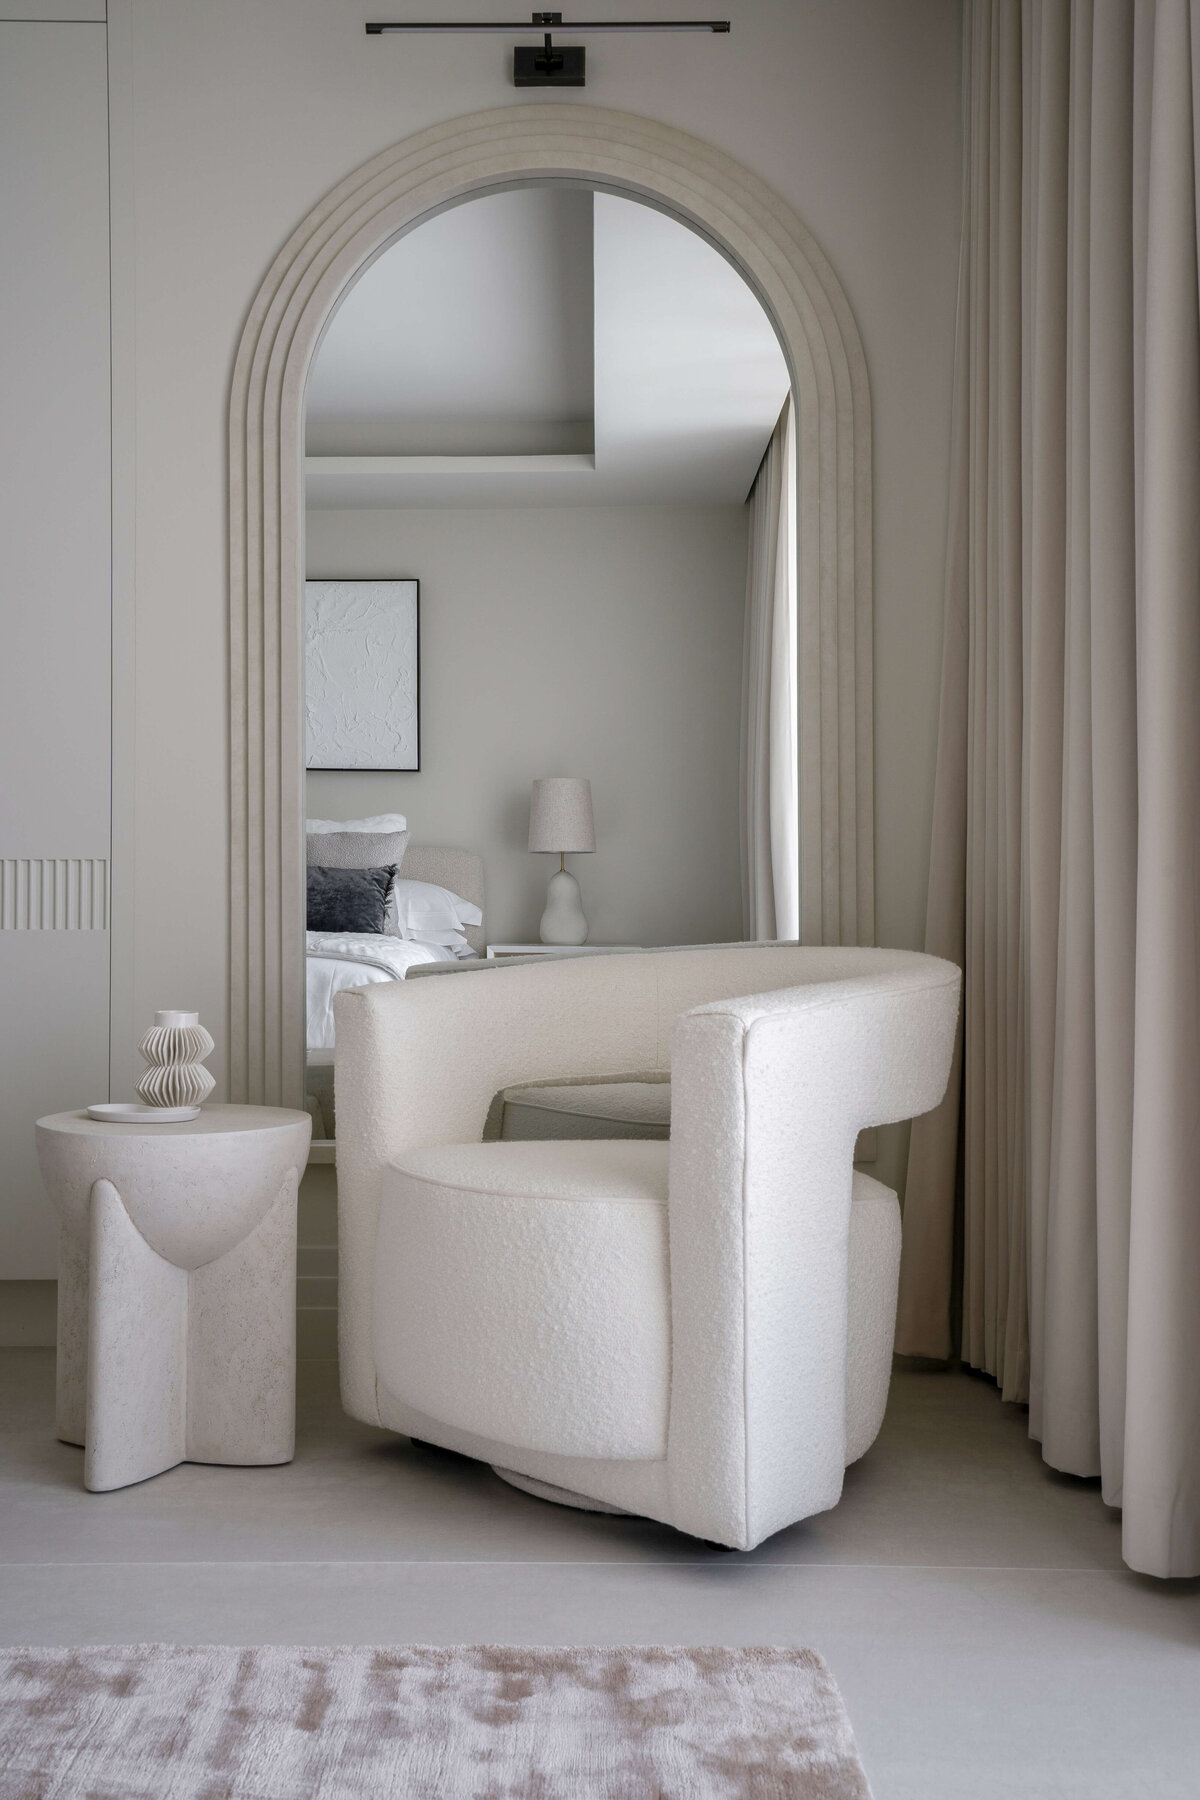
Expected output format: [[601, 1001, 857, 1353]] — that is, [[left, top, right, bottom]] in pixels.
[[539, 867, 588, 946]]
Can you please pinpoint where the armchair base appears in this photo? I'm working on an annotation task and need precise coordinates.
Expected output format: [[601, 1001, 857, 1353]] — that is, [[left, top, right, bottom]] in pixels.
[[491, 1466, 631, 1515]]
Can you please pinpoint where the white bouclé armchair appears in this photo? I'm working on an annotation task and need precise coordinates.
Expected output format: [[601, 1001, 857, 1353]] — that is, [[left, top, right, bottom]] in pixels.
[[334, 945, 960, 1551]]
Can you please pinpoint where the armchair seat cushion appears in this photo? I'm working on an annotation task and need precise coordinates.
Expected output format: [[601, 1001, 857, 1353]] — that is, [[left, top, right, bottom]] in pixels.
[[374, 1135, 901, 1474], [375, 1141, 672, 1461]]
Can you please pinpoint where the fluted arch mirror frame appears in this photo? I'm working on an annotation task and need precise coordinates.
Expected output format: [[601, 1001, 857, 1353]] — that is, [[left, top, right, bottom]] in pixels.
[[229, 103, 874, 1107]]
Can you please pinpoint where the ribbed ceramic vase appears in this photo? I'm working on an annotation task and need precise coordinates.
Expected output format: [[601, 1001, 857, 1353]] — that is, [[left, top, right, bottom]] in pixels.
[[136, 1010, 216, 1108]]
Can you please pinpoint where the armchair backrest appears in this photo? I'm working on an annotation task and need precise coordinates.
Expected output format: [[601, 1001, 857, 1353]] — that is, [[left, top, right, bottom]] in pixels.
[[334, 944, 959, 1430]]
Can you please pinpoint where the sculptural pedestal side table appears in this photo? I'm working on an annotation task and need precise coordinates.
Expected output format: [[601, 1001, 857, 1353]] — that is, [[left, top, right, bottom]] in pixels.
[[35, 1106, 312, 1492]]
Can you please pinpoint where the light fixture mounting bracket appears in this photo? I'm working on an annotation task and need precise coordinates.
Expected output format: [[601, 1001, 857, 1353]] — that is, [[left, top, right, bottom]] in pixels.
[[516, 14, 584, 87], [365, 15, 731, 91]]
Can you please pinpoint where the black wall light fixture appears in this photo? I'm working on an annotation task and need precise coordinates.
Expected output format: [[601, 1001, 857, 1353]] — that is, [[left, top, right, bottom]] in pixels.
[[365, 14, 731, 89]]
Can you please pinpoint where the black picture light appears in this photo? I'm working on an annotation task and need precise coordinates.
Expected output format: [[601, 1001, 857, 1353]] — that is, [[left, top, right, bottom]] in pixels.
[[365, 14, 731, 89]]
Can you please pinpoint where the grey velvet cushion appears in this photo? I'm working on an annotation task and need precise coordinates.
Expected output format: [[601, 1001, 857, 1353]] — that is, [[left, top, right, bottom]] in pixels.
[[306, 829, 410, 936], [306, 864, 395, 935]]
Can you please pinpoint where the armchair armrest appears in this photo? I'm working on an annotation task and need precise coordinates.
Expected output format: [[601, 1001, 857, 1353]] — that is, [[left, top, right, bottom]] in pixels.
[[665, 959, 960, 1547]]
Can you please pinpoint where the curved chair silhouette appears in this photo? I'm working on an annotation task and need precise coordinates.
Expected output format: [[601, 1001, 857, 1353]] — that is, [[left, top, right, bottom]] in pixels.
[[335, 944, 959, 1550]]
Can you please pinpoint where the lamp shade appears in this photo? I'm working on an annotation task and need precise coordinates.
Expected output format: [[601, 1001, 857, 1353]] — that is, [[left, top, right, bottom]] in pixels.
[[528, 777, 595, 853]]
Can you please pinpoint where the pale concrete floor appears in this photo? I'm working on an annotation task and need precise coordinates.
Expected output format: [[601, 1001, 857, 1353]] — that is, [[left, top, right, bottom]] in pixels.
[[1, 1349, 1196, 1798]]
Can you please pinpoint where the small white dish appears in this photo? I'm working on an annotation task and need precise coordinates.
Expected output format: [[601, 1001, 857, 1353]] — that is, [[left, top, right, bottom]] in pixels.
[[86, 1103, 201, 1125]]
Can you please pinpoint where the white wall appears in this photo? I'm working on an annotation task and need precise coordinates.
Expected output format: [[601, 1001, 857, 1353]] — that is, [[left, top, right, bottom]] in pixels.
[[306, 505, 749, 948], [109, 0, 962, 1199], [0, 20, 111, 1281]]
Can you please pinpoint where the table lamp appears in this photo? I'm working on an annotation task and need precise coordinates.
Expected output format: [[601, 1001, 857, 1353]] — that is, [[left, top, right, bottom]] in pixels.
[[529, 776, 595, 945]]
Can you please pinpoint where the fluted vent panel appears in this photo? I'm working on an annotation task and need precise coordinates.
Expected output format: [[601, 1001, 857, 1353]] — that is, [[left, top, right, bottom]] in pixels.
[[0, 859, 109, 930]]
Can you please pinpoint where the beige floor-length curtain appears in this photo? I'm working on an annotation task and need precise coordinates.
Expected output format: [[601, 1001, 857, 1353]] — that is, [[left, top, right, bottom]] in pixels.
[[742, 394, 799, 940], [898, 0, 1200, 1579]]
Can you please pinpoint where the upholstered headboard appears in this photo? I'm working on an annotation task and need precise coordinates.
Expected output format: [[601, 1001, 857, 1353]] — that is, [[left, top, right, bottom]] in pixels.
[[399, 845, 486, 957]]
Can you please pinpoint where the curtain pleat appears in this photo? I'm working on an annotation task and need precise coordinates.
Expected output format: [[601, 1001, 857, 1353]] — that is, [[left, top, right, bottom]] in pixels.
[[1122, 0, 1200, 1578], [899, 0, 1200, 1576], [894, 9, 976, 1355], [1086, 0, 1137, 1511]]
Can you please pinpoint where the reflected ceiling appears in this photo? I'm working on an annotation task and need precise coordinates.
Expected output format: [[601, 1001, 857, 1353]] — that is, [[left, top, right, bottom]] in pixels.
[[305, 183, 789, 507]]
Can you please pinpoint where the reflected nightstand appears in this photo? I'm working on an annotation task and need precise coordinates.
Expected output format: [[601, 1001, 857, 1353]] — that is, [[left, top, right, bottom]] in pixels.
[[485, 943, 641, 961]]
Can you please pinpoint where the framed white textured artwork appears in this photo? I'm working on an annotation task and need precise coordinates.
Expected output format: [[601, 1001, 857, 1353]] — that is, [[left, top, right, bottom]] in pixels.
[[305, 579, 420, 770]]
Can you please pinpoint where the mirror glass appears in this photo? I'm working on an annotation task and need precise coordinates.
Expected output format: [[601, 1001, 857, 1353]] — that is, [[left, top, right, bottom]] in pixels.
[[301, 182, 792, 1140]]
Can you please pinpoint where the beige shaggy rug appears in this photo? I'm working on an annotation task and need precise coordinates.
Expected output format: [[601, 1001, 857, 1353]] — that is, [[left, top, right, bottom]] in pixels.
[[0, 1643, 872, 1798]]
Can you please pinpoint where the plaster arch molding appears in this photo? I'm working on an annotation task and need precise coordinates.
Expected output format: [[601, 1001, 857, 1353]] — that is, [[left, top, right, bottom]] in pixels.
[[229, 103, 874, 1106]]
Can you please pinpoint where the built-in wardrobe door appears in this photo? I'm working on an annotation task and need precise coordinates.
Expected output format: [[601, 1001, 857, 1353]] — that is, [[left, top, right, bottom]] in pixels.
[[0, 21, 111, 1278]]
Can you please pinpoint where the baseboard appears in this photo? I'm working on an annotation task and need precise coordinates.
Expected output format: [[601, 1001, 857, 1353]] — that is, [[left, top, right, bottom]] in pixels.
[[297, 1306, 338, 1359], [297, 1160, 338, 1360], [0, 1280, 57, 1347]]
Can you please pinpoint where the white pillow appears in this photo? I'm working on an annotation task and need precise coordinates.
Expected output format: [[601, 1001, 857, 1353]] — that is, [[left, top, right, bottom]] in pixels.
[[408, 927, 477, 960], [306, 814, 407, 834], [391, 877, 483, 939]]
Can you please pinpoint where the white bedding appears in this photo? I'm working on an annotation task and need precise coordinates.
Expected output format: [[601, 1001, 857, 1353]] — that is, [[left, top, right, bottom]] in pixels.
[[306, 931, 458, 1050]]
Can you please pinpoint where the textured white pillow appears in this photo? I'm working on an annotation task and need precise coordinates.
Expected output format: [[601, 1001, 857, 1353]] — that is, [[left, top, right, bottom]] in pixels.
[[391, 877, 483, 937], [307, 814, 407, 834]]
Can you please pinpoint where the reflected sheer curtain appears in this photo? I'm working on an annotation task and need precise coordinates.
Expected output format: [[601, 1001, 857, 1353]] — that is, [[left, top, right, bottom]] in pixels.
[[742, 394, 799, 940], [899, 0, 1200, 1578]]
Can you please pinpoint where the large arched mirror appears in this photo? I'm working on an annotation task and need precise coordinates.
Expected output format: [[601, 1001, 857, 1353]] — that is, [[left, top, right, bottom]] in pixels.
[[300, 181, 797, 1130], [229, 106, 873, 1110]]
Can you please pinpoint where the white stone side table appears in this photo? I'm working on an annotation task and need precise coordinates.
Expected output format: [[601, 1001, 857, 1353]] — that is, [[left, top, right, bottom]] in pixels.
[[35, 1106, 311, 1492]]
